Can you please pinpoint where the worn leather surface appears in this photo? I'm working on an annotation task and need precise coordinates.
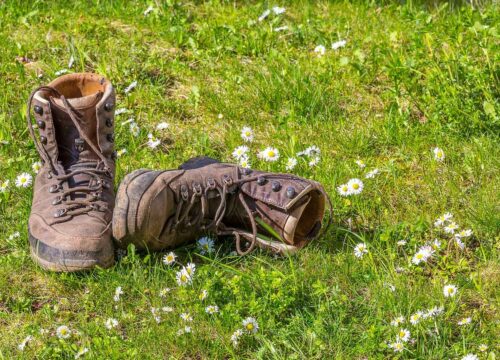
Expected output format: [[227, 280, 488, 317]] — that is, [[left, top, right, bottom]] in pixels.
[[28, 73, 116, 268], [113, 159, 327, 253]]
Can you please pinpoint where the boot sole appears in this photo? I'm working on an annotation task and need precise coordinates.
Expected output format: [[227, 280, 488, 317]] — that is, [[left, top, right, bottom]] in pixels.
[[29, 233, 114, 272], [112, 169, 162, 248]]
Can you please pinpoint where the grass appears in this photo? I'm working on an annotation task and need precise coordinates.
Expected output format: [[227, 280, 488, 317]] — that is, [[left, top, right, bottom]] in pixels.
[[0, 0, 499, 358]]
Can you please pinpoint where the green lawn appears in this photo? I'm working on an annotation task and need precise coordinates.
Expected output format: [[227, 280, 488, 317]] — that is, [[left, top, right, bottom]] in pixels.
[[0, 1, 499, 359]]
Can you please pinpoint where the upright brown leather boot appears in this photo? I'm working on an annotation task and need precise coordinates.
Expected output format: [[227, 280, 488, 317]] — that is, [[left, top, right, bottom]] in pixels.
[[113, 157, 331, 255], [27, 73, 116, 271]]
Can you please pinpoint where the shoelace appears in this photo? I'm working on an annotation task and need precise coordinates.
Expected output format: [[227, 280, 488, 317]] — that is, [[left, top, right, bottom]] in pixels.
[[167, 172, 333, 255], [27, 86, 113, 221]]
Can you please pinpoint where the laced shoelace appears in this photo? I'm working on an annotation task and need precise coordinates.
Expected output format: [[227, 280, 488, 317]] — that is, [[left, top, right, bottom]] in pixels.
[[27, 86, 113, 221], [167, 172, 333, 255]]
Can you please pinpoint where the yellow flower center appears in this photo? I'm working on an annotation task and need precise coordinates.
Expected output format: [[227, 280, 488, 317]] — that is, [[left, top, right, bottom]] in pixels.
[[181, 274, 187, 281], [416, 254, 423, 259], [352, 183, 359, 190], [342, 186, 348, 191], [246, 323, 254, 330], [268, 151, 275, 157]]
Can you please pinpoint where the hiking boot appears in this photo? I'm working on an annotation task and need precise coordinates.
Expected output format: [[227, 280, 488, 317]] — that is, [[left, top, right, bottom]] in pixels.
[[27, 73, 116, 271], [113, 157, 331, 255]]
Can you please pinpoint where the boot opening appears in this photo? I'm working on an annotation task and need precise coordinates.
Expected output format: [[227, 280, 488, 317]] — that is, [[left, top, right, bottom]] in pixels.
[[284, 190, 325, 247], [49, 73, 109, 99]]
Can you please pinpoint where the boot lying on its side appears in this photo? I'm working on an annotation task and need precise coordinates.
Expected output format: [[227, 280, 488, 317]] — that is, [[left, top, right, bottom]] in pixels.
[[27, 73, 116, 271], [113, 157, 331, 255]]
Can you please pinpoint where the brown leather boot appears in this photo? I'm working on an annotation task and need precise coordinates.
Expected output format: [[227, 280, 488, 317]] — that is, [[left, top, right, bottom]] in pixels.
[[27, 73, 116, 271], [113, 157, 331, 255]]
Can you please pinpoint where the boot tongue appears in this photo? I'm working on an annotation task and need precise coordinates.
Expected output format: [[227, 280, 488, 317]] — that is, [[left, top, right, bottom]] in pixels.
[[49, 93, 102, 168]]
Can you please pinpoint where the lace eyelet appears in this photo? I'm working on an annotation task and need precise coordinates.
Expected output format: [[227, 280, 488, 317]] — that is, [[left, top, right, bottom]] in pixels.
[[52, 196, 62, 205], [207, 178, 216, 189], [222, 175, 233, 185], [193, 183, 202, 195], [49, 184, 60, 193], [180, 184, 189, 200], [54, 208, 67, 218]]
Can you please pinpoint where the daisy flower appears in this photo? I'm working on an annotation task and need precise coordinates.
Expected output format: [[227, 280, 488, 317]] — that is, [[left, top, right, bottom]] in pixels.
[[176, 269, 192, 286], [231, 329, 243, 347], [124, 80, 137, 94], [129, 122, 140, 137], [428, 306, 444, 317], [242, 317, 259, 334], [309, 156, 320, 167], [15, 173, 32, 188], [365, 168, 380, 179], [162, 306, 174, 313], [56, 325, 71, 339], [432, 239, 442, 250], [455, 229, 473, 239], [232, 145, 249, 160], [180, 313, 193, 322], [355, 159, 366, 168], [199, 289, 208, 301], [205, 305, 219, 314], [412, 246, 434, 265], [410, 311, 423, 325], [185, 262, 196, 276], [144, 5, 154, 15], [434, 212, 453, 227], [217, 113, 224, 119], [258, 147, 280, 162], [274, 26, 289, 32], [105, 318, 118, 329], [163, 251, 177, 265], [240, 126, 253, 142], [479, 344, 488, 352], [114, 286, 123, 302], [433, 147, 445, 161], [156, 122, 169, 130], [151, 307, 161, 323], [68, 55, 75, 68], [314, 45, 326, 56], [304, 145, 320, 157], [239, 156, 251, 169], [197, 236, 214, 255], [443, 284, 458, 298], [337, 183, 350, 196], [32, 161, 42, 173], [389, 341, 404, 352], [390, 316, 405, 326], [397, 240, 407, 246], [55, 69, 68, 76], [115, 108, 128, 115], [258, 9, 271, 21], [0, 179, 9, 192], [147, 133, 160, 149], [332, 39, 347, 50], [462, 355, 479, 360], [285, 157, 298, 171], [159, 288, 171, 297], [272, 6, 286, 14], [455, 238, 466, 250], [347, 178, 363, 195], [8, 231, 20, 240], [444, 222, 459, 234], [458, 317, 472, 326], [354, 243, 368, 258], [17, 335, 33, 351], [75, 347, 89, 359], [117, 148, 127, 157], [396, 329, 411, 343]]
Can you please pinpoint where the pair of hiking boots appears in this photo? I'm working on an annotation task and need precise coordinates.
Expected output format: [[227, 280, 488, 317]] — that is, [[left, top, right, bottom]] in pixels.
[[27, 73, 330, 272]]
